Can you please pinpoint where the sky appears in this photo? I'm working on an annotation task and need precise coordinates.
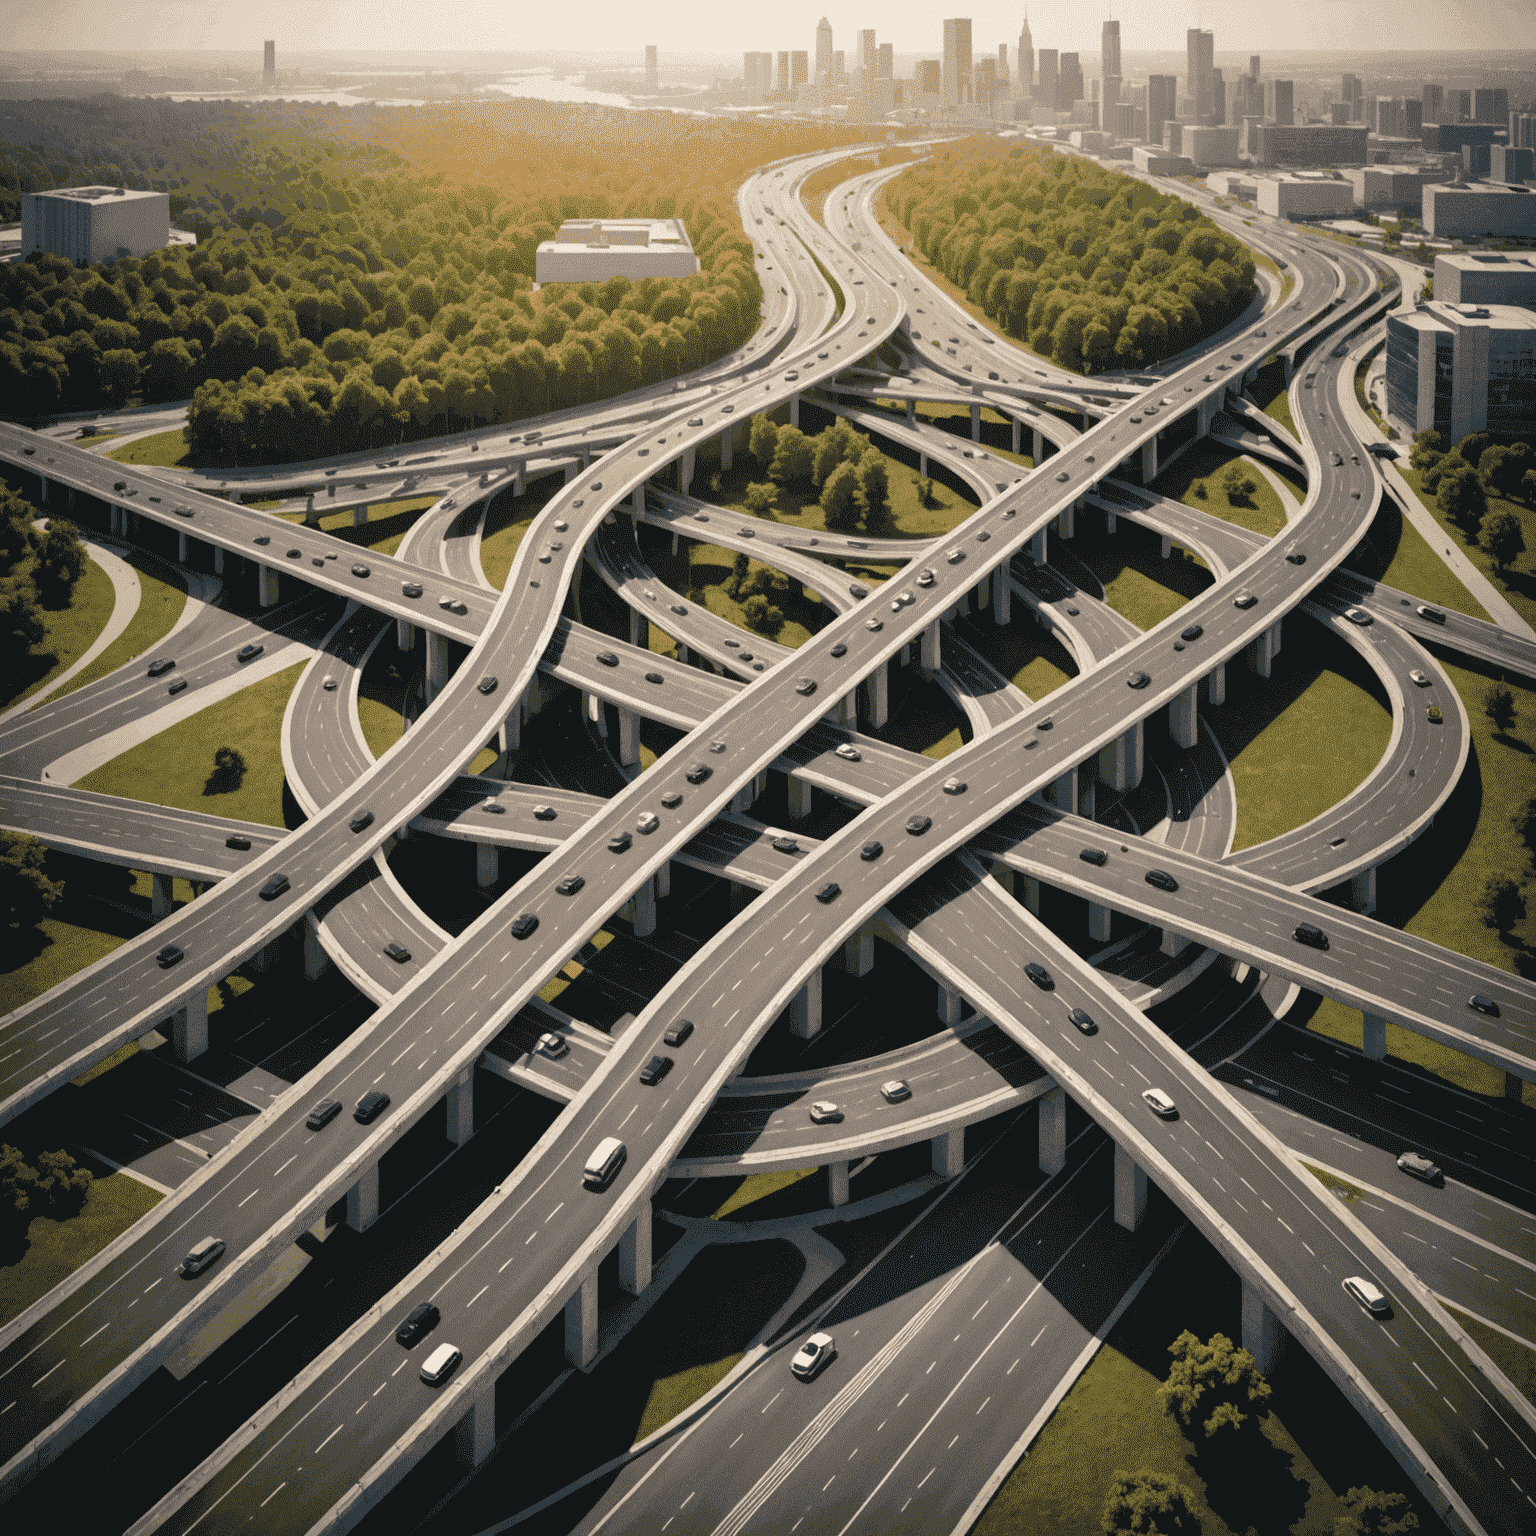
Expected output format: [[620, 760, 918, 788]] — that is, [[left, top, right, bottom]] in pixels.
[[8, 1, 1536, 62]]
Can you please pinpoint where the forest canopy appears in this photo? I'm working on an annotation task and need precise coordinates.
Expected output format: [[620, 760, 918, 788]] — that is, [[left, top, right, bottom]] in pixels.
[[884, 139, 1257, 374]]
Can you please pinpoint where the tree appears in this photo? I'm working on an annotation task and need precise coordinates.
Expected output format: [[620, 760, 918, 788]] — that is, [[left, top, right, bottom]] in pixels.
[[741, 592, 783, 637], [748, 411, 779, 468], [1478, 442, 1530, 501], [1408, 429, 1446, 473], [1191, 479, 1208, 500], [1485, 682, 1517, 734], [0, 574, 44, 671], [34, 519, 86, 605], [1, 1142, 92, 1242], [768, 425, 813, 487], [1157, 1330, 1272, 1439], [912, 475, 937, 508], [1512, 793, 1536, 866], [98, 347, 141, 409], [1480, 510, 1526, 573], [1221, 462, 1257, 506], [856, 453, 891, 533], [727, 550, 750, 597], [0, 831, 63, 929], [1437, 464, 1487, 541], [742, 481, 778, 519], [206, 744, 247, 794], [1100, 1469, 1198, 1534], [820, 460, 861, 532], [1475, 873, 1526, 936], [1333, 1485, 1419, 1536]]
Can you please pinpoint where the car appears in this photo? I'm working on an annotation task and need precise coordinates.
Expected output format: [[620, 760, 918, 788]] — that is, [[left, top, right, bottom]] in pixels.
[[835, 743, 862, 762], [791, 1332, 838, 1381], [865, 618, 883, 632], [286, 548, 302, 559], [253, 534, 271, 546], [419, 1342, 463, 1385], [829, 642, 847, 658], [608, 830, 633, 853], [1055, 471, 1070, 482], [180, 1237, 226, 1278], [794, 677, 817, 696], [1024, 962, 1054, 991], [1342, 1275, 1389, 1316], [1068, 1007, 1097, 1035], [1416, 605, 1445, 624], [402, 582, 423, 598], [687, 416, 703, 427], [395, 1302, 441, 1347], [306, 1098, 342, 1130], [1285, 544, 1306, 565], [354, 1090, 391, 1124], [808, 1101, 843, 1124], [860, 840, 883, 861], [1145, 869, 1179, 893], [663, 1019, 695, 1048], [847, 586, 867, 601], [881, 1079, 912, 1103], [351, 564, 370, 578], [236, 643, 264, 663], [382, 940, 412, 964], [478, 675, 498, 695], [639, 1054, 673, 1085], [1396, 1150, 1442, 1184], [785, 370, 800, 381], [510, 913, 539, 940], [636, 812, 660, 834], [536, 1031, 568, 1059], [1468, 993, 1499, 1016], [645, 671, 664, 685], [721, 403, 735, 414], [915, 568, 935, 588], [772, 837, 800, 854], [322, 676, 338, 691], [1233, 590, 1257, 610], [1141, 1087, 1178, 1119], [259, 873, 290, 900], [906, 814, 931, 835], [1365, 442, 1398, 460], [660, 790, 683, 809], [1080, 847, 1107, 866], [1330, 451, 1344, 467], [1427, 705, 1443, 724], [225, 835, 251, 851], [583, 1136, 627, 1190], [168, 679, 188, 695], [684, 763, 712, 785], [815, 881, 841, 904], [556, 874, 585, 897], [532, 804, 557, 821], [1343, 607, 1372, 627], [1408, 669, 1430, 687], [442, 598, 468, 615], [349, 810, 375, 834], [147, 657, 175, 677], [1180, 624, 1203, 642], [1126, 670, 1150, 689], [597, 650, 620, 667], [156, 944, 184, 969]]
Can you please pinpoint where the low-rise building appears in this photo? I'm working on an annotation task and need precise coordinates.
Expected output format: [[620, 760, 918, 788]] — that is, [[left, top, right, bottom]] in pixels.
[[1255, 173, 1355, 219], [20, 185, 170, 264], [1434, 251, 1536, 305], [1254, 123, 1368, 168], [1183, 125, 1241, 168], [1132, 146, 1193, 176], [535, 219, 700, 284], [1385, 300, 1536, 437], [1347, 164, 1451, 214], [1422, 182, 1536, 239], [1206, 170, 1257, 201]]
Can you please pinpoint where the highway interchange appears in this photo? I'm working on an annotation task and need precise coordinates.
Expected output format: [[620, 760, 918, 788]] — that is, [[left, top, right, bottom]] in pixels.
[[0, 138, 1533, 1536]]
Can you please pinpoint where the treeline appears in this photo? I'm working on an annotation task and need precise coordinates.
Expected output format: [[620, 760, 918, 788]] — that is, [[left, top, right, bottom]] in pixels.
[[885, 140, 1256, 373], [746, 414, 892, 535], [2, 487, 88, 672], [2, 1140, 92, 1246]]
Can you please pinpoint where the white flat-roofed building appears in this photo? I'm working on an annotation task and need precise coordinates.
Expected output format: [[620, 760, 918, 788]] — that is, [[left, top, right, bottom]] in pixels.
[[1347, 164, 1451, 214], [21, 185, 170, 264], [1132, 146, 1194, 176], [1385, 300, 1536, 437], [1434, 251, 1536, 305], [1255, 174, 1355, 219], [535, 219, 700, 284], [1423, 182, 1536, 239]]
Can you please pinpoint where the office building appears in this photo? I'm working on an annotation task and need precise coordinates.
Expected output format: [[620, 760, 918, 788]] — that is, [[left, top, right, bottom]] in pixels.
[[1422, 82, 1443, 123], [942, 18, 973, 109], [645, 46, 658, 93], [1386, 300, 1536, 438], [1510, 112, 1536, 151], [1210, 68, 1226, 125], [857, 29, 876, 75], [1330, 104, 1353, 127], [1489, 143, 1531, 186], [22, 185, 171, 264], [1341, 73, 1363, 121], [262, 40, 275, 93], [878, 43, 894, 81], [1271, 80, 1295, 126], [1187, 29, 1213, 120], [833, 50, 845, 81], [1255, 123, 1369, 167], [1474, 87, 1509, 125], [776, 51, 789, 94], [1406, 100, 1423, 135], [1435, 251, 1536, 305], [1134, 145, 1195, 175], [1017, 14, 1033, 95], [536, 218, 699, 284], [1425, 182, 1536, 238], [1255, 174, 1355, 219], [1105, 101, 1137, 139], [973, 57, 998, 111], [816, 16, 833, 83], [1424, 122, 1500, 154], [1101, 19, 1120, 106], [916, 59, 941, 100], [1036, 48, 1058, 115], [1184, 125, 1241, 167], [790, 51, 808, 90], [1059, 53, 1084, 113], [997, 44, 1009, 91], [1147, 74, 1177, 145], [1452, 88, 1472, 122], [1463, 143, 1493, 178], [1348, 164, 1452, 214], [743, 53, 773, 103]]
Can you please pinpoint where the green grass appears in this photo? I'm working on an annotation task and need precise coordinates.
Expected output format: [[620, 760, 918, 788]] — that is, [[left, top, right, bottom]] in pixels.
[[1249, 358, 1298, 442], [0, 1171, 162, 1327], [896, 399, 1036, 469], [1070, 521, 1213, 631], [107, 428, 192, 468], [1251, 247, 1296, 306], [76, 661, 306, 827], [479, 475, 568, 588], [1207, 620, 1393, 852], [0, 902, 131, 1017], [1353, 352, 1394, 438], [1152, 438, 1289, 538], [968, 616, 1077, 699], [880, 666, 969, 759], [1355, 493, 1491, 622], [275, 494, 439, 560], [710, 1168, 820, 1220], [1443, 1304, 1536, 1408], [71, 431, 119, 448], [4, 556, 117, 709]]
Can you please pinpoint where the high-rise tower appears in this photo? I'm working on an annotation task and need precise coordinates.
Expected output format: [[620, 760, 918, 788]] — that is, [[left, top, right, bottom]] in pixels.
[[1186, 28, 1214, 121], [645, 46, 658, 93], [815, 17, 833, 84], [942, 18, 973, 110], [262, 40, 275, 93], [1018, 13, 1034, 94], [1101, 19, 1121, 107]]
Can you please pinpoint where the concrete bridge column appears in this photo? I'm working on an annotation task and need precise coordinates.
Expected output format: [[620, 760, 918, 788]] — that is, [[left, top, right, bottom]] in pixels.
[[919, 619, 940, 673], [1032, 428, 1044, 461], [353, 503, 369, 528], [424, 630, 449, 703], [176, 530, 189, 563], [1114, 1142, 1147, 1232], [1088, 902, 1113, 943], [791, 968, 823, 1038], [975, 571, 990, 613], [1170, 684, 1199, 750], [172, 990, 209, 1063], [303, 924, 332, 981], [346, 1163, 380, 1233], [1270, 619, 1282, 658], [1362, 1013, 1388, 1061], [499, 698, 521, 757], [38, 474, 48, 504], [1029, 528, 1047, 564], [1206, 663, 1226, 706], [1079, 769, 1097, 822], [1352, 866, 1377, 914], [476, 843, 499, 890], [1247, 627, 1275, 678], [865, 658, 888, 729], [616, 708, 641, 768], [1021, 875, 1041, 915], [655, 860, 671, 899], [631, 877, 657, 938], [970, 402, 981, 442], [786, 774, 813, 821], [938, 984, 964, 1027], [619, 1202, 653, 1295], [257, 563, 278, 606], [248, 938, 281, 974], [512, 461, 526, 496], [1039, 1085, 1067, 1175], [907, 399, 916, 425], [446, 1068, 474, 1146], [1160, 930, 1189, 958], [455, 1389, 496, 1469], [151, 872, 174, 918], [1011, 415, 1022, 454], [1142, 437, 1158, 482], [1098, 722, 1143, 791], [992, 569, 1011, 624], [1197, 396, 1217, 437], [789, 393, 800, 428], [396, 620, 415, 652], [828, 1161, 850, 1208], [564, 1271, 598, 1368], [1104, 505, 1117, 534], [719, 427, 734, 471], [1242, 1279, 1287, 1375], [1051, 768, 1077, 814], [680, 447, 695, 495], [212, 546, 224, 575], [932, 1127, 964, 1178], [844, 918, 874, 977], [918, 452, 928, 478], [303, 493, 319, 527], [837, 690, 857, 726], [631, 484, 645, 518], [1160, 533, 1173, 559], [563, 463, 580, 486]]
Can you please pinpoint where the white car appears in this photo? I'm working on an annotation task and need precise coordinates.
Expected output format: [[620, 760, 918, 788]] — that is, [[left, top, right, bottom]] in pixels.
[[835, 743, 862, 762], [809, 1100, 843, 1124], [535, 1032, 568, 1060], [1343, 607, 1372, 626], [1141, 1087, 1178, 1119], [636, 812, 660, 834], [791, 1331, 837, 1380], [942, 776, 967, 795], [1408, 669, 1430, 687], [1343, 1275, 1389, 1315]]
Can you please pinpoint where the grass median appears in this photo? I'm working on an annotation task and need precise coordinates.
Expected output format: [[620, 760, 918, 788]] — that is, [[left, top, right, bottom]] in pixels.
[[1355, 491, 1491, 622], [1152, 438, 1289, 538], [1069, 519, 1213, 631], [6, 555, 117, 710], [108, 427, 193, 468]]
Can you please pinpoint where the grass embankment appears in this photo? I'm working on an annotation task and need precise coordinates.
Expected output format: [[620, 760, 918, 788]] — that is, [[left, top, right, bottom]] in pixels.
[[1152, 439, 1289, 538], [108, 428, 193, 468], [895, 398, 1037, 470], [1207, 619, 1393, 852], [1354, 350, 1394, 438], [1297, 659, 1536, 1105], [1356, 492, 1491, 622], [970, 619, 1077, 700], [71, 431, 119, 448], [1247, 357, 1298, 442], [76, 661, 306, 827], [272, 494, 439, 560], [1250, 246, 1295, 306], [645, 533, 824, 652], [5, 556, 117, 710], [1395, 463, 1536, 633], [1070, 519, 1213, 632], [973, 1226, 1441, 1536], [479, 472, 568, 588]]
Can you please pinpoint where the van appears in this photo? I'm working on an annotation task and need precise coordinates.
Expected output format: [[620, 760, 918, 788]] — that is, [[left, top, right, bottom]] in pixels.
[[419, 1342, 462, 1385], [180, 1237, 225, 1277], [583, 1137, 627, 1191]]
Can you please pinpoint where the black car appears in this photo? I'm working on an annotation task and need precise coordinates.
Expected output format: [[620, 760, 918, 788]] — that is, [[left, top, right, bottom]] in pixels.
[[860, 841, 883, 861], [225, 835, 252, 851], [1024, 962, 1054, 991], [597, 651, 620, 667], [259, 873, 290, 900], [556, 874, 585, 896], [638, 1055, 673, 1085], [608, 830, 632, 853], [354, 1090, 391, 1124], [532, 805, 556, 821], [645, 672, 664, 684], [253, 535, 271, 546], [830, 642, 847, 657], [478, 676, 498, 695], [351, 564, 370, 578], [147, 658, 175, 677], [663, 1019, 694, 1048], [1180, 624, 1204, 642], [168, 679, 188, 695], [816, 882, 841, 904], [306, 1098, 343, 1130], [1079, 847, 1107, 866], [1126, 670, 1149, 689], [484, 803, 506, 815], [1468, 994, 1500, 1017], [660, 790, 683, 809], [510, 913, 539, 940], [1145, 870, 1179, 893], [349, 810, 374, 833], [1069, 1007, 1097, 1034], [1285, 545, 1306, 566], [1293, 922, 1329, 950], [1416, 605, 1446, 625], [156, 944, 184, 969], [685, 763, 712, 785], [395, 1302, 440, 1347], [795, 678, 818, 696], [385, 941, 411, 963], [237, 643, 264, 663], [772, 837, 800, 854], [402, 582, 423, 598], [1233, 591, 1257, 610], [286, 548, 301, 559], [906, 815, 931, 836]]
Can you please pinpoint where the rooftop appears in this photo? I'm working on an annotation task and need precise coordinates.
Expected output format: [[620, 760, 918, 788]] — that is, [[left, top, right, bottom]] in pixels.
[[30, 185, 166, 204]]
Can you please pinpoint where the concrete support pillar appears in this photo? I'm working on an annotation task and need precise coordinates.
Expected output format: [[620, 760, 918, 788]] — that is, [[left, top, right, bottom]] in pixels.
[[176, 530, 189, 564], [1247, 627, 1275, 679], [1270, 619, 1283, 657], [970, 402, 981, 442], [1160, 534, 1173, 560], [843, 919, 874, 977], [787, 775, 813, 822], [1362, 1013, 1388, 1061], [1011, 415, 1022, 455], [424, 630, 449, 703], [513, 461, 526, 496], [1032, 428, 1044, 461], [248, 938, 280, 974], [1057, 501, 1075, 540], [932, 1127, 964, 1178], [1079, 772, 1097, 822], [257, 563, 278, 607], [720, 427, 733, 472], [907, 399, 916, 425], [865, 658, 888, 729], [616, 708, 640, 768], [1197, 397, 1216, 437], [1241, 1279, 1287, 1375], [1022, 875, 1041, 915], [446, 1068, 474, 1146], [919, 452, 928, 478], [828, 1161, 850, 1208], [1098, 723, 1143, 792], [396, 620, 415, 652], [992, 568, 1011, 624], [563, 462, 579, 486], [938, 984, 964, 1027], [655, 861, 671, 900], [1088, 902, 1113, 943], [1038, 1086, 1067, 1176], [791, 969, 822, 1039], [976, 572, 990, 613], [919, 619, 940, 673], [455, 1390, 496, 1469], [789, 392, 800, 428], [303, 493, 319, 527], [1051, 768, 1077, 814], [1029, 528, 1047, 565], [631, 485, 644, 517], [303, 923, 332, 981], [39, 474, 48, 504], [1105, 506, 1117, 534], [1206, 663, 1226, 707], [499, 700, 521, 756], [476, 843, 499, 890], [564, 1272, 599, 1369], [353, 503, 369, 528], [838, 690, 858, 726], [172, 990, 208, 1063], [1160, 929, 1189, 958], [1114, 1142, 1147, 1232], [680, 446, 695, 495], [212, 545, 224, 576], [619, 1203, 652, 1296], [1142, 436, 1158, 482], [346, 1163, 380, 1233], [1351, 865, 1377, 915], [631, 877, 656, 939], [151, 872, 173, 919], [1169, 685, 1199, 750]]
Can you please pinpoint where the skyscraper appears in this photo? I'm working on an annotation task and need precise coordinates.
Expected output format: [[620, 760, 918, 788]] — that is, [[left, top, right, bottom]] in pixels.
[[1341, 73, 1363, 121], [1101, 19, 1121, 107], [790, 51, 808, 90], [1422, 82, 1443, 122], [942, 18, 973, 110], [1059, 52, 1084, 111], [815, 17, 833, 84], [997, 44, 1009, 91], [1018, 13, 1033, 95], [743, 52, 773, 103], [1474, 87, 1509, 125], [1036, 48, 1058, 116], [645, 46, 658, 93], [262, 40, 275, 92], [1272, 79, 1295, 127], [776, 51, 789, 94], [1210, 67, 1226, 125], [877, 43, 893, 80], [1186, 29, 1214, 121], [1249, 56, 1260, 82], [857, 29, 877, 75], [1147, 74, 1177, 143]]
